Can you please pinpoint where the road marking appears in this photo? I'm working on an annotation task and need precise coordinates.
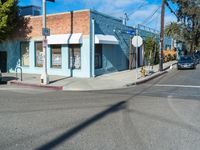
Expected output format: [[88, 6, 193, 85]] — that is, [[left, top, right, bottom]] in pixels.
[[155, 84, 200, 88]]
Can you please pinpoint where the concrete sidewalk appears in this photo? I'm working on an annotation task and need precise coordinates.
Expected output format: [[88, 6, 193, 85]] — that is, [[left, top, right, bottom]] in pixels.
[[3, 61, 177, 91]]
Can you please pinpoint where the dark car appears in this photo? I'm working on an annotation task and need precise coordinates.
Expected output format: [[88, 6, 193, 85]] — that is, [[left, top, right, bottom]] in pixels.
[[177, 56, 196, 70], [0, 70, 2, 82], [192, 54, 199, 65]]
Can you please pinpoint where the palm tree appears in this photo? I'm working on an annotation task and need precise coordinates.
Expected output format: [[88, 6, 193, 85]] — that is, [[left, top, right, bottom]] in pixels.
[[165, 22, 181, 49]]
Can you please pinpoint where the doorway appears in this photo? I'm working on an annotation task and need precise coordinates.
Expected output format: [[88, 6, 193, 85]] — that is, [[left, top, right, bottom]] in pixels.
[[0, 51, 7, 72]]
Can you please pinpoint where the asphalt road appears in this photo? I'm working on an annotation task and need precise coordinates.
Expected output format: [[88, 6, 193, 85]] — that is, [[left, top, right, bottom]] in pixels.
[[0, 65, 200, 150]]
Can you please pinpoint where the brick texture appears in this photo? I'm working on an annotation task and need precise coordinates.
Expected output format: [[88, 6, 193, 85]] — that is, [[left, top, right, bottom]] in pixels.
[[18, 10, 90, 39]]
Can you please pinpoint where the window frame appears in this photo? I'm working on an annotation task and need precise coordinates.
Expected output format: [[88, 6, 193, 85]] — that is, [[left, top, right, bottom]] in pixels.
[[34, 41, 43, 67], [20, 41, 30, 67], [69, 44, 81, 70], [50, 45, 62, 69], [95, 44, 103, 69]]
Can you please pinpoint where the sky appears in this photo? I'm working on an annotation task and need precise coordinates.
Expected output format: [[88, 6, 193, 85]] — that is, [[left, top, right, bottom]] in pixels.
[[19, 0, 177, 30]]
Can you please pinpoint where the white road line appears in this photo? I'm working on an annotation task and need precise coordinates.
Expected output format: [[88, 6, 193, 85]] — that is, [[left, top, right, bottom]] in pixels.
[[155, 84, 200, 88]]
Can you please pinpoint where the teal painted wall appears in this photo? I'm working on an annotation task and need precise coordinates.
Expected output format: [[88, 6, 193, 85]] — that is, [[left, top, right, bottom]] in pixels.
[[0, 37, 91, 77], [90, 10, 133, 76]]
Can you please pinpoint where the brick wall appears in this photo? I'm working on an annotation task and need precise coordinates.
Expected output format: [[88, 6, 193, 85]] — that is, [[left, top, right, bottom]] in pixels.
[[18, 10, 90, 39]]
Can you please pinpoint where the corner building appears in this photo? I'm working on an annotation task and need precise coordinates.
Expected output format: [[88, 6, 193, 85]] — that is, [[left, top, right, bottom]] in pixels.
[[0, 9, 136, 78]]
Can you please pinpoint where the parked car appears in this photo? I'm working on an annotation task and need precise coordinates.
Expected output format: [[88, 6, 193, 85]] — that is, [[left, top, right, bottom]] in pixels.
[[192, 54, 199, 65], [177, 55, 196, 70]]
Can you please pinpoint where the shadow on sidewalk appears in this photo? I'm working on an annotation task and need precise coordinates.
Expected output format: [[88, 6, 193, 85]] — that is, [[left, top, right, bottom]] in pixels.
[[49, 77, 71, 84], [0, 76, 18, 85]]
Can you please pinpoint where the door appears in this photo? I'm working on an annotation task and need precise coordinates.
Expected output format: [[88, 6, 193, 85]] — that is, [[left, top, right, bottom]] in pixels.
[[0, 51, 7, 72]]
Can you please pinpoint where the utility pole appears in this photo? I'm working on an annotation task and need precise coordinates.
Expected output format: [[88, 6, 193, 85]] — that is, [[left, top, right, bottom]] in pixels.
[[41, 0, 49, 85], [41, 0, 55, 85], [159, 0, 165, 71]]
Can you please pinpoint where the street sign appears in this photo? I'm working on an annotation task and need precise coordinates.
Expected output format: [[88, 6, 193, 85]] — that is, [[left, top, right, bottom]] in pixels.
[[43, 39, 48, 47], [127, 30, 135, 35], [132, 36, 143, 47], [42, 28, 50, 36]]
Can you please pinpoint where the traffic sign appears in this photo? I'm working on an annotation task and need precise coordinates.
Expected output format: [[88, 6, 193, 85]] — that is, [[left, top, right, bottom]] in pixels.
[[42, 28, 50, 36], [127, 30, 135, 35], [132, 36, 143, 47]]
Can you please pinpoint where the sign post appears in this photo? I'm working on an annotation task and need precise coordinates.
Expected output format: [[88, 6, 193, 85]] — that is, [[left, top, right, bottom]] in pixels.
[[132, 34, 143, 83]]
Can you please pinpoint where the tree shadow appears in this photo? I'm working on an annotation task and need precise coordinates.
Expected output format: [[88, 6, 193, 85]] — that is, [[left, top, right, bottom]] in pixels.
[[12, 16, 33, 40], [35, 101, 127, 150]]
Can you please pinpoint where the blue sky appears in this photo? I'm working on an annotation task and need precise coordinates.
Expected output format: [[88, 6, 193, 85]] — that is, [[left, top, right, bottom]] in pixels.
[[19, 0, 177, 29]]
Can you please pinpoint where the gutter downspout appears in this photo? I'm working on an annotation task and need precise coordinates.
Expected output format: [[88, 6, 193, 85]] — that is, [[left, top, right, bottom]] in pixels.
[[91, 18, 95, 77]]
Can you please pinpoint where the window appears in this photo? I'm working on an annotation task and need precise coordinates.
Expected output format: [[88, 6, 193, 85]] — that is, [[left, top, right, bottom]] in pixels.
[[51, 45, 62, 68], [20, 42, 29, 66], [35, 42, 43, 67], [69, 44, 81, 69], [95, 44, 102, 69]]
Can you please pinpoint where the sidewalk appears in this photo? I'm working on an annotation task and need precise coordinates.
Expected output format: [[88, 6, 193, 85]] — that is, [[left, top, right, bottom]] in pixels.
[[4, 61, 177, 91]]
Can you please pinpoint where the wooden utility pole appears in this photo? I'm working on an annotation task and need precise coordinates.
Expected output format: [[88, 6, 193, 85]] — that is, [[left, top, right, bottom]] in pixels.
[[159, 0, 165, 71]]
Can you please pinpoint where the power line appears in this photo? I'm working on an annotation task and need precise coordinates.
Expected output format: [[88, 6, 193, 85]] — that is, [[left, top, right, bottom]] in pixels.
[[121, 1, 147, 25], [165, 1, 177, 17], [127, 1, 147, 17], [141, 6, 161, 25], [144, 9, 161, 26]]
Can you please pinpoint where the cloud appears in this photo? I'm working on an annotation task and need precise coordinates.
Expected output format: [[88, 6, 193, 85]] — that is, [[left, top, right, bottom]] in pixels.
[[21, 0, 177, 30]]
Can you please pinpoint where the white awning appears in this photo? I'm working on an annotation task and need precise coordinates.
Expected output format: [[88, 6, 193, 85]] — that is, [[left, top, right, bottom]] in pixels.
[[95, 34, 119, 45], [47, 33, 82, 45]]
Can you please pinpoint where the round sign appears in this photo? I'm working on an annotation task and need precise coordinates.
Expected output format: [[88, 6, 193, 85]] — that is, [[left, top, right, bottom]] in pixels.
[[132, 36, 143, 47]]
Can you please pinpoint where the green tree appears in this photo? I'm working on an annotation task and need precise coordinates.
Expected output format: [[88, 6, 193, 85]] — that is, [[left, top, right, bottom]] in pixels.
[[169, 0, 200, 52], [0, 0, 19, 42], [144, 37, 159, 66], [165, 22, 181, 48]]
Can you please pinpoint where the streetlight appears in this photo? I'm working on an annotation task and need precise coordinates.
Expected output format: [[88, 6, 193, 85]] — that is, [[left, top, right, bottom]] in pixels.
[[40, 0, 55, 85]]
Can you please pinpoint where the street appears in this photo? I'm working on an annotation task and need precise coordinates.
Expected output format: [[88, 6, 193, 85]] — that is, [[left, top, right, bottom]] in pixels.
[[0, 66, 200, 150]]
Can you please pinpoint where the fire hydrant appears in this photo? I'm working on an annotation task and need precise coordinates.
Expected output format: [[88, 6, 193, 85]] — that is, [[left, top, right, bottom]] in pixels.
[[140, 67, 146, 77]]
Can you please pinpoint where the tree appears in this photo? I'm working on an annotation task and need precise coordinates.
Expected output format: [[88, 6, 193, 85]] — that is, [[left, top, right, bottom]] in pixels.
[[165, 22, 181, 49], [169, 0, 200, 52], [144, 37, 159, 66], [0, 0, 19, 42]]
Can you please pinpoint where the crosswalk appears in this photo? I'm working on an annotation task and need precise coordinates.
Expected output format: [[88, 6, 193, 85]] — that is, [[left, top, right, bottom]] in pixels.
[[154, 84, 200, 88]]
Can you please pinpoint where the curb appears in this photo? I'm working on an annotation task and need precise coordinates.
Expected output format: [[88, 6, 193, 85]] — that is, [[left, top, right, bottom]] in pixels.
[[126, 62, 177, 87], [8, 80, 63, 91], [126, 71, 167, 87]]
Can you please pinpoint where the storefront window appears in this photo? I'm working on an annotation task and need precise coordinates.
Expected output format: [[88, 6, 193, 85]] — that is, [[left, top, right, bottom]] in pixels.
[[51, 45, 62, 68], [35, 42, 43, 67], [69, 44, 81, 69], [95, 44, 102, 69], [20, 42, 29, 66]]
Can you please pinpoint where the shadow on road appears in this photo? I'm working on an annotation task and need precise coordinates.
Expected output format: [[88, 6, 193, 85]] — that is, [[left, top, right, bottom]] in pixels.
[[35, 70, 170, 150], [35, 101, 127, 150]]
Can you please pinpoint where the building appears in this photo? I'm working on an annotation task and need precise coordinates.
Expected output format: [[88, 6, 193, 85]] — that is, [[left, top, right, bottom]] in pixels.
[[0, 8, 140, 77]]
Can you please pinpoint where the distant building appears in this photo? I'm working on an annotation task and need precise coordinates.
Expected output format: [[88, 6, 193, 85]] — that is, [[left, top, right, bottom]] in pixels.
[[20, 5, 41, 16]]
